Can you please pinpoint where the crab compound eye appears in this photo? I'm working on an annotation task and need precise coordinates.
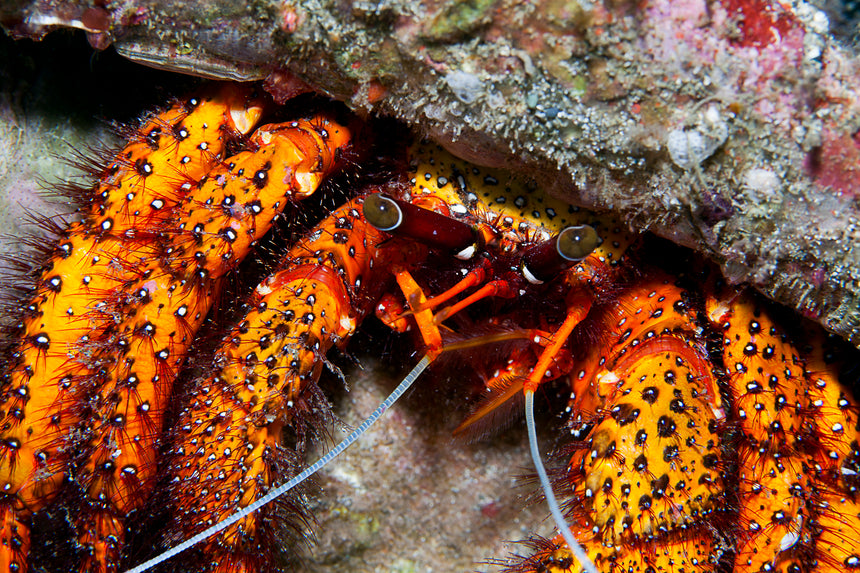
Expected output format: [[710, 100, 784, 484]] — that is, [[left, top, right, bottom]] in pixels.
[[557, 224, 601, 262], [363, 192, 482, 259], [362, 193, 403, 232], [521, 224, 601, 285]]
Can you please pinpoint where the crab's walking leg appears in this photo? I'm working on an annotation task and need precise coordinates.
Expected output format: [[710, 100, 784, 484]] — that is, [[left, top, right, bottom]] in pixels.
[[707, 291, 860, 573], [73, 116, 352, 572], [158, 194, 428, 572], [803, 339, 860, 572], [511, 277, 726, 573], [0, 85, 264, 573], [511, 276, 860, 572]]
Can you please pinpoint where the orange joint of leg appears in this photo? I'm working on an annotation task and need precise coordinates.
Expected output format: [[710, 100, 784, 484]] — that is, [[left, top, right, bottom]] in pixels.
[[523, 303, 591, 394], [375, 292, 412, 333], [393, 267, 442, 358]]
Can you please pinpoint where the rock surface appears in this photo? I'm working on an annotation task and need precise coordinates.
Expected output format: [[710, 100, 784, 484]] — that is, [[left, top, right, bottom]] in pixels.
[[3, 0, 860, 346]]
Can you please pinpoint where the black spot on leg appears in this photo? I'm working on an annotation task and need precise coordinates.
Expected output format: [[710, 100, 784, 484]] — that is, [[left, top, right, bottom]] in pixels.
[[172, 122, 190, 141], [702, 453, 719, 469], [220, 227, 238, 243], [44, 275, 63, 293], [669, 399, 686, 413], [135, 158, 154, 177], [146, 127, 162, 149], [611, 403, 641, 427], [651, 474, 669, 499], [332, 231, 349, 244], [253, 162, 271, 189], [641, 386, 659, 404], [31, 333, 50, 349], [58, 242, 73, 259], [657, 416, 676, 437], [663, 445, 679, 461]]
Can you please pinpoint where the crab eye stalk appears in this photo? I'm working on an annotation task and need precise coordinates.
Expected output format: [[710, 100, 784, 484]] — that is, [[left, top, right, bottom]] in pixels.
[[362, 192, 403, 231], [363, 192, 483, 259], [559, 224, 601, 261], [521, 224, 601, 284]]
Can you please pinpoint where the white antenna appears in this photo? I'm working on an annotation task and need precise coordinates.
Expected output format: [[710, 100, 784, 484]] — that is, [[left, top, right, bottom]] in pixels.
[[525, 390, 600, 573], [123, 355, 433, 573]]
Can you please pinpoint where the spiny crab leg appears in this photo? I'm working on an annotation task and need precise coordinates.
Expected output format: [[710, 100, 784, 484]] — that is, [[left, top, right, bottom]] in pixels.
[[75, 113, 352, 572], [0, 91, 354, 572], [0, 84, 266, 573]]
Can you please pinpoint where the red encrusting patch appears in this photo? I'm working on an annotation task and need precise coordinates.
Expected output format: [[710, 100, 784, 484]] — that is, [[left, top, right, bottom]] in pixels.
[[806, 129, 860, 198], [720, 0, 795, 47]]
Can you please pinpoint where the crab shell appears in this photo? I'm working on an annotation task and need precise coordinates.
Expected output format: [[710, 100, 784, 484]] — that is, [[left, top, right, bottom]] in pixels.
[[6, 0, 860, 351]]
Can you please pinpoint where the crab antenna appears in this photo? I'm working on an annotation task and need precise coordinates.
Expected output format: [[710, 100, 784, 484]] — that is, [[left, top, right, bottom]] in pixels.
[[525, 390, 600, 573], [123, 354, 434, 573]]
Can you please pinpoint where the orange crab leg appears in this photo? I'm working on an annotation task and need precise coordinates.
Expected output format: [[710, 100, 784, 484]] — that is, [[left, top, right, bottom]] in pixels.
[[392, 266, 443, 357], [74, 115, 352, 572], [157, 194, 428, 572], [520, 277, 726, 573], [707, 290, 860, 573], [432, 279, 517, 323], [522, 300, 592, 395], [412, 264, 488, 310], [0, 84, 264, 573]]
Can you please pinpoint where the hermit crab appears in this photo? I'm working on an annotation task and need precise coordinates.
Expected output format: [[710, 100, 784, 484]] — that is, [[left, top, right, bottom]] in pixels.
[[0, 83, 858, 573]]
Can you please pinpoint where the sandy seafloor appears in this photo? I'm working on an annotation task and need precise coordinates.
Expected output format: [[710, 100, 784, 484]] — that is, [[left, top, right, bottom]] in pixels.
[[0, 32, 557, 572]]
